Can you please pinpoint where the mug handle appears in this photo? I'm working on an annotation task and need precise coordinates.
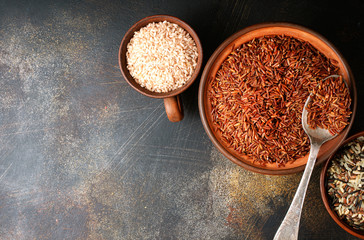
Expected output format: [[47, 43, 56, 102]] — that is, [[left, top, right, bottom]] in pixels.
[[164, 95, 184, 122]]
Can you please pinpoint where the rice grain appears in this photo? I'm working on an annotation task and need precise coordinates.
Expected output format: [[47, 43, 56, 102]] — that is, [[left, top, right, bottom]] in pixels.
[[126, 21, 198, 93]]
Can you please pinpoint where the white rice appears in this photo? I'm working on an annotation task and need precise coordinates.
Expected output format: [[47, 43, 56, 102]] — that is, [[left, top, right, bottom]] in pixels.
[[126, 21, 198, 93]]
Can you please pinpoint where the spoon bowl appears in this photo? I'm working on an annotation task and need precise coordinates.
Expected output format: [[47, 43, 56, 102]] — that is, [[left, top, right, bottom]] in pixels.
[[302, 74, 345, 143], [302, 103, 336, 143]]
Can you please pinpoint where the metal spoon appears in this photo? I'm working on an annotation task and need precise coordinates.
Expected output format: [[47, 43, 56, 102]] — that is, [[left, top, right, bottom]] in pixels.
[[273, 75, 341, 240]]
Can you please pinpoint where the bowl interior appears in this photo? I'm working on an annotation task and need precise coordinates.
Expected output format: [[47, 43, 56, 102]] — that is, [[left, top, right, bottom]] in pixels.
[[199, 23, 357, 175], [119, 15, 203, 99], [320, 131, 364, 239]]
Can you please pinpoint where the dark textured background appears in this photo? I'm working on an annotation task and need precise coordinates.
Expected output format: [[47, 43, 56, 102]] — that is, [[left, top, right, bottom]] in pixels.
[[0, 0, 363, 239]]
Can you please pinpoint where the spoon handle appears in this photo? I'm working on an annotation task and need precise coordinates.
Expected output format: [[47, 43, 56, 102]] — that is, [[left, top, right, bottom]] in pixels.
[[273, 143, 321, 240]]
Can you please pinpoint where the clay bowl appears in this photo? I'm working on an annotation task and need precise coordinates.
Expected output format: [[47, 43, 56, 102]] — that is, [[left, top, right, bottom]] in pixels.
[[198, 22, 357, 175], [320, 131, 364, 239], [119, 15, 203, 122]]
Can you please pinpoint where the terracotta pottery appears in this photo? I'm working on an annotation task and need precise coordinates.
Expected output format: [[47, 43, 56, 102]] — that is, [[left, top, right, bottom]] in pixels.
[[320, 131, 364, 239], [198, 22, 357, 175], [119, 15, 203, 122]]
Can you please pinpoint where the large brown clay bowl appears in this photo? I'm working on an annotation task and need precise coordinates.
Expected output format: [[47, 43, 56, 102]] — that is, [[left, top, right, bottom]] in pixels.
[[198, 22, 357, 175], [320, 131, 364, 239], [119, 15, 203, 122]]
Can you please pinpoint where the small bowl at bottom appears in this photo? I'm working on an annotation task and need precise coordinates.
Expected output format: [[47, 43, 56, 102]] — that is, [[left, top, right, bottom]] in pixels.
[[320, 131, 364, 239]]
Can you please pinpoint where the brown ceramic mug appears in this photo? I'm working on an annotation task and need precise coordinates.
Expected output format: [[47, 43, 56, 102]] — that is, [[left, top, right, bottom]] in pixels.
[[118, 15, 203, 122]]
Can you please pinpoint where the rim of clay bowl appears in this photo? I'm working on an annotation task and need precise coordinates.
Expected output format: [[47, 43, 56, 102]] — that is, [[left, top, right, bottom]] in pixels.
[[198, 22, 357, 175], [118, 14, 203, 99], [320, 131, 364, 239]]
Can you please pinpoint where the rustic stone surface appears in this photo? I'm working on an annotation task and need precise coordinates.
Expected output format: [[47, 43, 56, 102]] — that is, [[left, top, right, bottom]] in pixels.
[[0, 0, 363, 239]]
